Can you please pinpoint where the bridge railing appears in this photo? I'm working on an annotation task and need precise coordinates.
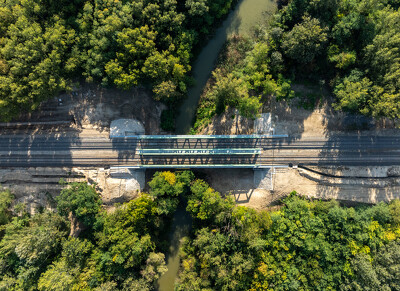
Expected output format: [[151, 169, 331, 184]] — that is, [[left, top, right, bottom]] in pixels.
[[137, 148, 262, 155], [110, 134, 288, 139]]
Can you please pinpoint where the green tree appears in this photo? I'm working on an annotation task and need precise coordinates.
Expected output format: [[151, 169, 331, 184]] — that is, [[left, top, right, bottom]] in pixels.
[[0, 212, 68, 289], [282, 16, 328, 64], [185, 0, 209, 17], [362, 8, 400, 119], [0, 189, 13, 228], [148, 171, 194, 215], [210, 69, 261, 118], [334, 76, 373, 114], [141, 252, 168, 284], [187, 179, 234, 222], [37, 260, 77, 291], [56, 182, 101, 228], [92, 194, 166, 287], [153, 80, 180, 101], [105, 26, 157, 89], [0, 15, 75, 121], [341, 241, 400, 290], [390, 199, 400, 225]]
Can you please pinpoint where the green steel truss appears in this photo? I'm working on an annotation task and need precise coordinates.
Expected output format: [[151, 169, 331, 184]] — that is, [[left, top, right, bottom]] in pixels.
[[137, 148, 261, 155]]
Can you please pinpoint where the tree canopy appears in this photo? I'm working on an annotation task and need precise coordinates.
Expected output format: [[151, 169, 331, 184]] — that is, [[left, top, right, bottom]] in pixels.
[[0, 0, 238, 121], [1, 173, 400, 290], [268, 0, 400, 119], [56, 182, 102, 228], [177, 191, 400, 290]]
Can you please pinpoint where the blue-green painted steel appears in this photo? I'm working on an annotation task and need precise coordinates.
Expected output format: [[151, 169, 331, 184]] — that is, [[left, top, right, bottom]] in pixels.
[[137, 148, 261, 155], [138, 164, 259, 169], [110, 165, 289, 169], [110, 134, 288, 139]]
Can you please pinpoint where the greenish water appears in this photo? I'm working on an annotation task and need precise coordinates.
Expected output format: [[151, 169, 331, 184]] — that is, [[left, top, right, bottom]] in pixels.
[[158, 1, 277, 290], [156, 208, 192, 291], [175, 0, 277, 134]]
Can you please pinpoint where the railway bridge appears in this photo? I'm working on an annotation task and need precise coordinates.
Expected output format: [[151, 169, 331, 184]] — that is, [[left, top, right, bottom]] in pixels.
[[110, 134, 288, 169]]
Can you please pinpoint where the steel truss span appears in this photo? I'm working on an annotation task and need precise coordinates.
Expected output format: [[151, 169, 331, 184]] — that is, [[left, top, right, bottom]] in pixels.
[[137, 148, 262, 155]]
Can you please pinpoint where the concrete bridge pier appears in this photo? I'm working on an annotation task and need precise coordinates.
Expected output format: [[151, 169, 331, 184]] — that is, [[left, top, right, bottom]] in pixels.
[[110, 167, 145, 192], [254, 168, 273, 190]]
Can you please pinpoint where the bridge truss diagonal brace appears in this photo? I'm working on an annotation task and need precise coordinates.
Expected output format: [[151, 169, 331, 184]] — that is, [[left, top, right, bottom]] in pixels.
[[136, 148, 262, 155]]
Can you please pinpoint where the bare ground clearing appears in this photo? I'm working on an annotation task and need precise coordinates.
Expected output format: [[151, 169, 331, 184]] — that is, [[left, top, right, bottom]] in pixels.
[[193, 166, 400, 209], [3, 83, 165, 136], [200, 83, 399, 137], [0, 167, 143, 214]]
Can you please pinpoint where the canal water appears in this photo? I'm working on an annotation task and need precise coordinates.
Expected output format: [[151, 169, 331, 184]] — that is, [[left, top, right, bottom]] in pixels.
[[156, 207, 192, 290], [158, 1, 277, 290]]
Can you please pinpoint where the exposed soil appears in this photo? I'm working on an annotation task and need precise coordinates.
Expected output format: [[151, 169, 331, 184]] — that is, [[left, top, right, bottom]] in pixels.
[[4, 83, 166, 136], [199, 108, 254, 135], [200, 83, 399, 138], [193, 166, 400, 209], [271, 166, 400, 204], [0, 167, 142, 214], [269, 85, 399, 138]]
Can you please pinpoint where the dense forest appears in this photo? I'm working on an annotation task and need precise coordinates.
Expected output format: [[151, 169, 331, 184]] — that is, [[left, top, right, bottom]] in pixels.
[[0, 171, 194, 290], [2, 0, 399, 125], [1, 172, 400, 290], [177, 190, 400, 290], [0, 0, 237, 121], [193, 0, 400, 132], [274, 0, 400, 119]]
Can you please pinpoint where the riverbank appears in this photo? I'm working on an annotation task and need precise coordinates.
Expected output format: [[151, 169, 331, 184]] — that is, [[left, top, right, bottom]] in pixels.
[[175, 0, 277, 134]]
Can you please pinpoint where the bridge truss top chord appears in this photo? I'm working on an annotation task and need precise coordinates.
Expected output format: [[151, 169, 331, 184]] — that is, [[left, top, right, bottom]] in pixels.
[[110, 134, 289, 139], [137, 148, 262, 155], [110, 165, 289, 169]]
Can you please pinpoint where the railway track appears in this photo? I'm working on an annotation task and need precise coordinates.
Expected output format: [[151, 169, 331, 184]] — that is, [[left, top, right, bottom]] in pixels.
[[1, 135, 400, 168]]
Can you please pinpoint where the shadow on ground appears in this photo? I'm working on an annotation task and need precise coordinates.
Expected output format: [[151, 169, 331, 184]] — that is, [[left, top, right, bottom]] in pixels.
[[0, 126, 81, 167]]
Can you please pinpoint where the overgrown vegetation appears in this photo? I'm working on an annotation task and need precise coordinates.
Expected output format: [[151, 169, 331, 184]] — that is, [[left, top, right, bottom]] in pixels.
[[272, 0, 400, 119], [0, 172, 193, 290], [193, 0, 400, 133], [0, 0, 238, 121], [1, 174, 400, 290], [160, 108, 176, 132], [192, 31, 294, 133], [177, 191, 400, 290]]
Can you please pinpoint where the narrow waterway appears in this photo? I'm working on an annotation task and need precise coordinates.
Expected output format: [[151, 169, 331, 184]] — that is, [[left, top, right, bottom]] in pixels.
[[175, 0, 277, 134], [156, 207, 192, 291], [158, 1, 277, 290]]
